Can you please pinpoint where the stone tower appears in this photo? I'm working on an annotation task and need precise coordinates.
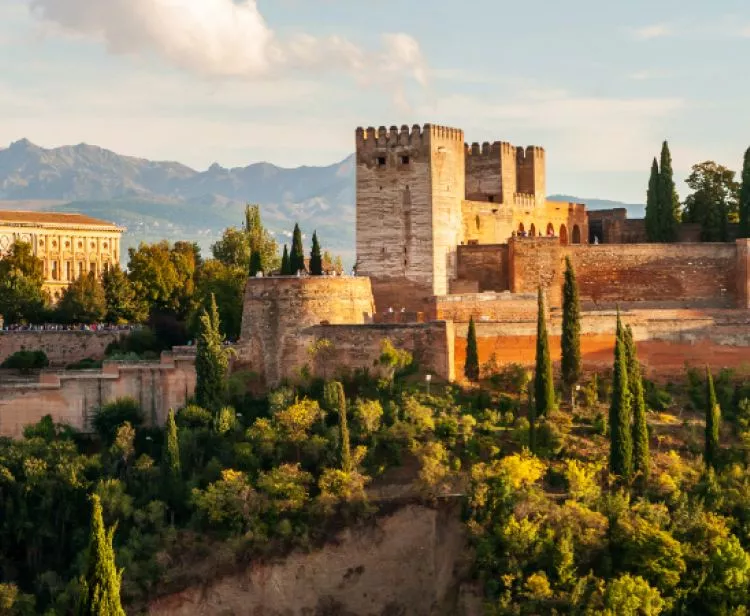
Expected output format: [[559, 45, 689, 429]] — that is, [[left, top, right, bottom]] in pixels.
[[355, 124, 465, 310]]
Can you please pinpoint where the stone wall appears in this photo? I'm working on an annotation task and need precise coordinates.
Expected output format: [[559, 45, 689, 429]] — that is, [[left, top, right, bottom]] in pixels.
[[739, 239, 750, 309], [509, 238, 740, 307], [0, 349, 196, 438], [456, 244, 509, 292], [0, 330, 128, 366], [432, 292, 537, 323]]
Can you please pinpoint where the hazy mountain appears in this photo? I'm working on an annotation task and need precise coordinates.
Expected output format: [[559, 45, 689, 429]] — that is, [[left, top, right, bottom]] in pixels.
[[0, 139, 643, 263], [548, 194, 645, 218]]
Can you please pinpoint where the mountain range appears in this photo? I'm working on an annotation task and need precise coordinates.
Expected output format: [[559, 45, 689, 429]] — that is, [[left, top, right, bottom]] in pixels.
[[0, 139, 644, 263]]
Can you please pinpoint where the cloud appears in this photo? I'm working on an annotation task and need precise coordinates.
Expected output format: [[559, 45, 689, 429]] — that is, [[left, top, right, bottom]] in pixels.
[[26, 0, 427, 88], [632, 24, 671, 40]]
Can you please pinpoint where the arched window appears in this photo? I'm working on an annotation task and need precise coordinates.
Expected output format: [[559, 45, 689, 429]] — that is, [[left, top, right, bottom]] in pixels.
[[546, 223, 555, 237], [572, 225, 581, 244], [529, 223, 536, 237], [560, 224, 568, 245]]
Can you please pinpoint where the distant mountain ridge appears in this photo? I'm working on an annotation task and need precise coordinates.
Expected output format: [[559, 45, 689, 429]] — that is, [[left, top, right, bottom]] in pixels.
[[0, 139, 644, 262]]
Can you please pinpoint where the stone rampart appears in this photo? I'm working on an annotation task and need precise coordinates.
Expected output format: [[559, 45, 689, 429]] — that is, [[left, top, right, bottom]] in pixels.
[[432, 292, 537, 323], [456, 244, 509, 292], [0, 329, 128, 366], [0, 348, 196, 439]]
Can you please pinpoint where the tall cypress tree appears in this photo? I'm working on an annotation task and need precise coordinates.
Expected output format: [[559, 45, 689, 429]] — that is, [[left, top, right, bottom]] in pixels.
[[609, 313, 633, 479], [325, 381, 351, 472], [645, 157, 660, 241], [705, 367, 721, 469], [280, 245, 291, 275], [249, 250, 262, 277], [561, 256, 581, 392], [464, 316, 480, 383], [195, 294, 228, 412], [739, 147, 750, 239], [658, 141, 680, 242], [77, 494, 125, 616], [309, 231, 323, 275], [162, 408, 182, 522], [624, 325, 650, 481], [290, 223, 305, 274], [534, 287, 556, 418]]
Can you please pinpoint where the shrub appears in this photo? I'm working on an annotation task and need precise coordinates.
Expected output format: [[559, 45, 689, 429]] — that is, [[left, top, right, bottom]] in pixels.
[[93, 397, 143, 443], [1, 350, 49, 374], [489, 363, 531, 395], [643, 379, 672, 411], [176, 404, 213, 429], [65, 357, 103, 370], [105, 328, 162, 358]]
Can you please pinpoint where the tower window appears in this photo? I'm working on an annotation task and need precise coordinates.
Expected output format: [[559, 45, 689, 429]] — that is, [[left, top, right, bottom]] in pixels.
[[400, 155, 410, 165], [488, 195, 495, 202], [377, 156, 386, 167]]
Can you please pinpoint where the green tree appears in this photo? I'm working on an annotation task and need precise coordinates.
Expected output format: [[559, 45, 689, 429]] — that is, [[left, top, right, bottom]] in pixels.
[[249, 250, 262, 277], [740, 147, 750, 238], [280, 245, 291, 275], [609, 313, 633, 479], [657, 141, 681, 242], [289, 223, 305, 274], [55, 272, 106, 324], [195, 294, 230, 411], [624, 325, 650, 481], [211, 204, 279, 272], [0, 240, 48, 324], [309, 231, 323, 276], [534, 288, 556, 418], [561, 256, 581, 391], [705, 367, 721, 469], [102, 264, 147, 324], [464, 316, 480, 383], [325, 381, 351, 472], [191, 260, 245, 340], [76, 494, 125, 616], [645, 157, 660, 242], [163, 408, 181, 483], [683, 161, 739, 242]]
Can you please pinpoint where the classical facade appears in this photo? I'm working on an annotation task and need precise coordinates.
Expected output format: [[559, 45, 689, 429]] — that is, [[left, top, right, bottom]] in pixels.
[[355, 124, 588, 309], [0, 211, 124, 299]]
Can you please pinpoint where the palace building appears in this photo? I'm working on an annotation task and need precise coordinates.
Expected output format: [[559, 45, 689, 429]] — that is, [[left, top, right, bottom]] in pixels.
[[0, 211, 124, 300]]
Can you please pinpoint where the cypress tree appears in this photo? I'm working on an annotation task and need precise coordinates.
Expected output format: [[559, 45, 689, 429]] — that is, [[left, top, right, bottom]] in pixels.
[[658, 141, 680, 242], [739, 147, 750, 239], [561, 256, 581, 391], [464, 316, 480, 383], [534, 287, 556, 418], [645, 157, 660, 241], [609, 313, 633, 479], [309, 231, 323, 275], [324, 381, 351, 472], [77, 494, 125, 616], [705, 367, 721, 469], [290, 223, 305, 274], [249, 250, 262, 276], [162, 408, 182, 523], [624, 325, 650, 481], [280, 245, 291, 275], [195, 294, 228, 412]]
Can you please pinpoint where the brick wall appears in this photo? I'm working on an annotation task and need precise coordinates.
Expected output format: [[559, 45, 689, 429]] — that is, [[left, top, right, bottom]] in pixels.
[[0, 330, 127, 367], [456, 244, 509, 292], [739, 239, 750, 309], [432, 292, 537, 323]]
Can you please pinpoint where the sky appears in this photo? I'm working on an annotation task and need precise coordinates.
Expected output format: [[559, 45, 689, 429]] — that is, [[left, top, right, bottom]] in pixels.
[[2, 0, 750, 202]]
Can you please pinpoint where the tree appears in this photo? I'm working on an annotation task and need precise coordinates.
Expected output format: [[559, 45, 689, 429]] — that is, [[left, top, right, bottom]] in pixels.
[[211, 204, 279, 272], [624, 325, 650, 481], [76, 494, 125, 616], [705, 367, 721, 469], [645, 157, 660, 242], [309, 231, 323, 276], [56, 272, 106, 324], [163, 408, 181, 483], [191, 260, 245, 340], [322, 251, 344, 275], [280, 245, 291, 275], [561, 256, 582, 391], [609, 313, 633, 479], [289, 223, 305, 274], [249, 250, 262, 277], [102, 264, 147, 324], [657, 141, 681, 242], [0, 240, 48, 324], [683, 161, 739, 242], [325, 381, 351, 472], [740, 147, 750, 238], [464, 316, 480, 383], [195, 294, 230, 411], [534, 288, 556, 418]]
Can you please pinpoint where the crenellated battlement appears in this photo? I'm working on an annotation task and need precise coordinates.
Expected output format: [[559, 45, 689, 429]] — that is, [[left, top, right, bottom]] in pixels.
[[512, 193, 538, 210], [356, 123, 463, 151], [516, 145, 546, 161], [464, 141, 515, 157]]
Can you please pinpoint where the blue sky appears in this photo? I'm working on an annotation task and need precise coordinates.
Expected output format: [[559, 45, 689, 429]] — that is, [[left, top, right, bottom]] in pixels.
[[2, 0, 750, 202]]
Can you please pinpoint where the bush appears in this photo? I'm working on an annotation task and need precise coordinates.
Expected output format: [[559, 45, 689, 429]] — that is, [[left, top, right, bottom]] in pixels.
[[105, 328, 162, 358], [1, 350, 49, 374], [488, 363, 531, 395], [643, 379, 672, 411], [176, 404, 213, 429], [65, 357, 103, 370], [93, 397, 144, 443]]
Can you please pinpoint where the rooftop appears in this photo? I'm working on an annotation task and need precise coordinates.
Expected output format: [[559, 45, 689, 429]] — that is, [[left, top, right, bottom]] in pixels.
[[0, 210, 123, 230]]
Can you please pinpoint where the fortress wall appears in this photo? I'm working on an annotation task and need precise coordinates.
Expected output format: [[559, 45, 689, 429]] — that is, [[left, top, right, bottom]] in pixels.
[[433, 292, 536, 323], [454, 309, 750, 380], [456, 244, 509, 292], [0, 330, 127, 366], [461, 201, 515, 246], [509, 238, 739, 307], [465, 141, 505, 202], [0, 352, 196, 439], [738, 239, 750, 309]]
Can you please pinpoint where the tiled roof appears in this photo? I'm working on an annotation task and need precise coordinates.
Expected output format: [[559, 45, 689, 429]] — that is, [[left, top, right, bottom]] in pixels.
[[0, 211, 122, 229]]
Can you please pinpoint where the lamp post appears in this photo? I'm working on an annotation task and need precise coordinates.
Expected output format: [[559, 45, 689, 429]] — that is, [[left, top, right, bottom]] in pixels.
[[425, 374, 432, 396], [571, 384, 581, 413]]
